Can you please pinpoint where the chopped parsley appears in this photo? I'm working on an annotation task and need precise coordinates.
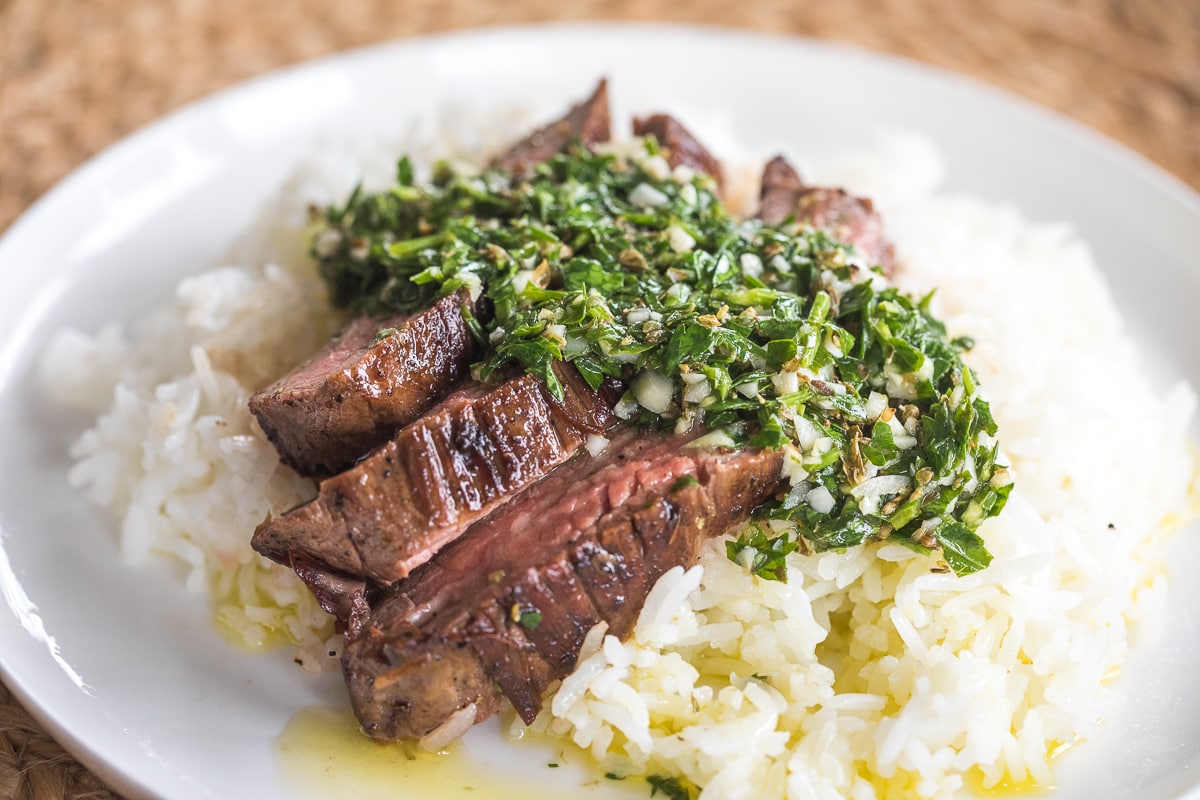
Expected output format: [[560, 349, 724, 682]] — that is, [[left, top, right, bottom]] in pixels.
[[671, 474, 701, 492], [646, 774, 695, 800], [518, 610, 543, 631], [313, 139, 1011, 578], [725, 523, 797, 582]]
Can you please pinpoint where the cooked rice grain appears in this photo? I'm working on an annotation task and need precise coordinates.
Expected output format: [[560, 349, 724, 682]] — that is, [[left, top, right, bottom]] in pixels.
[[42, 108, 546, 665], [523, 138, 1197, 799], [44, 121, 1198, 795]]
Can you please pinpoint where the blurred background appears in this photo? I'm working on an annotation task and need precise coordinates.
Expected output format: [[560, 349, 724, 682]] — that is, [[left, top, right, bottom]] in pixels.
[[2, 0, 1198, 234], [0, 0, 1197, 797]]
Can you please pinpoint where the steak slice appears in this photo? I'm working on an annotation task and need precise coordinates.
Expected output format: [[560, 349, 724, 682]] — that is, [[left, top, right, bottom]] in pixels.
[[291, 554, 370, 634], [252, 362, 617, 585], [757, 155, 807, 224], [342, 427, 784, 741], [249, 291, 477, 476], [758, 155, 895, 275], [490, 79, 611, 174], [632, 114, 723, 183]]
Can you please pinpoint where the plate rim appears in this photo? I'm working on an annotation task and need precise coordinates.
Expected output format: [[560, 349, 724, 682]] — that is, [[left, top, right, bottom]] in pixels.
[[3, 20, 1199, 251]]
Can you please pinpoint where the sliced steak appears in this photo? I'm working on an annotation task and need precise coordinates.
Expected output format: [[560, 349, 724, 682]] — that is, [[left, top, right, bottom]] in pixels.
[[291, 554, 370, 634], [758, 155, 895, 274], [491, 79, 611, 174], [632, 114, 723, 183], [249, 291, 477, 476], [757, 155, 807, 224], [253, 362, 617, 585], [342, 428, 784, 741]]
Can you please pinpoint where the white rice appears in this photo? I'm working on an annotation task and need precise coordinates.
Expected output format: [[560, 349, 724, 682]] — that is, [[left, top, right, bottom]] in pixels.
[[41, 107, 540, 667], [43, 115, 1197, 795], [41, 206, 341, 664], [524, 137, 1199, 798]]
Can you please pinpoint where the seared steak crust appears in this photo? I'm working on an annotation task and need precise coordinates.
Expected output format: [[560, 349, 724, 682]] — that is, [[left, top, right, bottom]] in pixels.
[[249, 291, 476, 476], [247, 98, 855, 749], [255, 82, 615, 478], [632, 114, 723, 184], [490, 79, 612, 174], [342, 429, 784, 741], [290, 554, 370, 634], [757, 155, 807, 224], [758, 155, 895, 274], [252, 362, 616, 584]]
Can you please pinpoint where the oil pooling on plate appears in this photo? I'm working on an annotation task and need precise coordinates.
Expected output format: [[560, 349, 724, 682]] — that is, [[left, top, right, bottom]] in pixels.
[[276, 705, 647, 799]]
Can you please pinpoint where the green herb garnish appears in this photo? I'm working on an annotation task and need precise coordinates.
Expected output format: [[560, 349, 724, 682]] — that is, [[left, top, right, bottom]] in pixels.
[[671, 474, 701, 492], [646, 774, 694, 800], [314, 139, 1010, 579], [726, 523, 799, 582]]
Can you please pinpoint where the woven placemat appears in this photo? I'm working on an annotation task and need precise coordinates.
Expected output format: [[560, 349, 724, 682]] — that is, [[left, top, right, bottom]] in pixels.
[[1, 1, 1197, 798]]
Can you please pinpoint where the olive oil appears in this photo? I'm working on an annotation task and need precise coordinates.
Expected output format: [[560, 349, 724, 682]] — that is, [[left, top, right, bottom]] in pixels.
[[962, 741, 1076, 798], [276, 706, 643, 799], [964, 767, 1055, 797]]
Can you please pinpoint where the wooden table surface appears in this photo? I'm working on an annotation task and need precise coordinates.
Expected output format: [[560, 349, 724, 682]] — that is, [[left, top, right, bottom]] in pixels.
[[1, 1, 1197, 798]]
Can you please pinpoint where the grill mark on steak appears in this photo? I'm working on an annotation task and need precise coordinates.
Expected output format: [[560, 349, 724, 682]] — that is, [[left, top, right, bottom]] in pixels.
[[255, 82, 612, 478], [632, 114, 723, 185], [465, 606, 557, 725], [252, 362, 617, 585], [490, 79, 612, 174], [757, 155, 895, 275], [248, 99, 862, 749], [249, 291, 477, 476], [342, 428, 784, 740], [507, 556, 603, 674], [569, 524, 648, 637]]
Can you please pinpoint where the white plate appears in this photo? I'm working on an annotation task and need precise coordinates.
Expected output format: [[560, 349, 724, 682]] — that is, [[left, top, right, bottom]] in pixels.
[[3, 23, 1200, 800]]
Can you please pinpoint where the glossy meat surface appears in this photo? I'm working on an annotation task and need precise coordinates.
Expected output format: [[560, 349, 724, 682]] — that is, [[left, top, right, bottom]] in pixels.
[[758, 155, 895, 274], [490, 79, 611, 173], [253, 362, 616, 584], [249, 292, 476, 476], [633, 113, 723, 184], [342, 429, 784, 740]]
